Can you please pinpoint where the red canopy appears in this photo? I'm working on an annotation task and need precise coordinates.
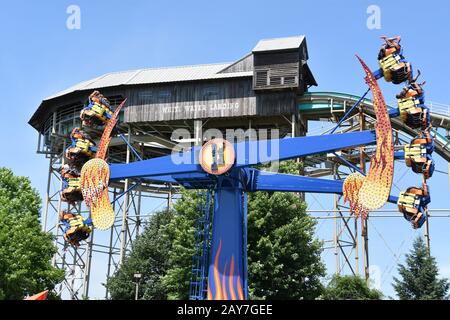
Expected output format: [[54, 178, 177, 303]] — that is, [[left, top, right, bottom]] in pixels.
[[24, 290, 49, 300]]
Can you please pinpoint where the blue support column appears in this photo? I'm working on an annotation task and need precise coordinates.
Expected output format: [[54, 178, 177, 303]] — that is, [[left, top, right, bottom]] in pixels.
[[207, 173, 246, 300]]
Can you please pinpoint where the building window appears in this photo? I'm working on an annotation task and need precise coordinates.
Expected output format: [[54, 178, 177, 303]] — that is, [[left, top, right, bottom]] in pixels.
[[158, 90, 171, 103], [106, 95, 125, 108], [203, 86, 219, 100], [139, 91, 153, 104]]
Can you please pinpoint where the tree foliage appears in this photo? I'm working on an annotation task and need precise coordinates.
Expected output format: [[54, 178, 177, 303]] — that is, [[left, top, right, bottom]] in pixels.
[[321, 275, 382, 300], [393, 236, 449, 300], [247, 161, 325, 299], [106, 209, 174, 299], [160, 190, 206, 300], [0, 167, 64, 300]]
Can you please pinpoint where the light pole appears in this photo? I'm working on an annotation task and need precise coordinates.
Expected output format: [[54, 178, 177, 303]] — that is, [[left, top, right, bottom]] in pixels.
[[134, 273, 142, 300]]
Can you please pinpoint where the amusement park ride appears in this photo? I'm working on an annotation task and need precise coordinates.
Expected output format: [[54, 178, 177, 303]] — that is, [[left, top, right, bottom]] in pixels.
[[58, 36, 435, 299]]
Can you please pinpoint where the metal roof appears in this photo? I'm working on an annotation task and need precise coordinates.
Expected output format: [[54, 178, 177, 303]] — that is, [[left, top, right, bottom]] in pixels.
[[44, 63, 252, 101], [42, 35, 307, 102], [252, 35, 305, 53]]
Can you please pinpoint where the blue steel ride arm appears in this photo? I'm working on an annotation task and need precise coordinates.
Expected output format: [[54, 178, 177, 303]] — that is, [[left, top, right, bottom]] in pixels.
[[245, 169, 398, 204], [109, 147, 202, 181], [110, 131, 376, 181], [245, 169, 343, 194], [233, 130, 377, 168]]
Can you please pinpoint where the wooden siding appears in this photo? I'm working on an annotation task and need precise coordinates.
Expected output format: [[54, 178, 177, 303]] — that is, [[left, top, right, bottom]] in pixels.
[[123, 78, 296, 122], [219, 54, 254, 73], [255, 91, 296, 115], [35, 78, 299, 132]]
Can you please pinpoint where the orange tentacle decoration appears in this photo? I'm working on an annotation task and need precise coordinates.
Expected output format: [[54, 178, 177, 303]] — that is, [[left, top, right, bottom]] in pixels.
[[96, 99, 127, 160], [81, 99, 127, 230], [343, 56, 394, 219]]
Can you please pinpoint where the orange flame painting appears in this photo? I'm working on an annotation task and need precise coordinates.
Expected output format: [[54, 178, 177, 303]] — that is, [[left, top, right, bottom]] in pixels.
[[207, 239, 245, 300]]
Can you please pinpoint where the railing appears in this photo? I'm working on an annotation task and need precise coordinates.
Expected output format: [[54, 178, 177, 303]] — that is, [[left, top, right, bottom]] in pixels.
[[304, 92, 450, 118], [430, 128, 450, 151], [428, 101, 450, 118]]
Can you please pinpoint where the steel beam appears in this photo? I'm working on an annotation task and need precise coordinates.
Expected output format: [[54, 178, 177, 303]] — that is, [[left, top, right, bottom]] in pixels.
[[110, 131, 377, 181]]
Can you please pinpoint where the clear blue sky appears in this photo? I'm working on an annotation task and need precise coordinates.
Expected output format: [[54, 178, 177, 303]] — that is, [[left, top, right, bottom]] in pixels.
[[0, 0, 449, 299]]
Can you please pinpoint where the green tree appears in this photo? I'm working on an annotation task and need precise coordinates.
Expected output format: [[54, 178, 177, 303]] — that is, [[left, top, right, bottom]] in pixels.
[[106, 209, 174, 299], [393, 236, 449, 300], [321, 275, 382, 300], [161, 190, 206, 300], [247, 161, 325, 299], [0, 167, 64, 300]]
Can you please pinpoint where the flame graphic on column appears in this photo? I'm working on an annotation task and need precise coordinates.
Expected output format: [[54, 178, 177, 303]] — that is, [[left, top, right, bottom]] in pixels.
[[229, 256, 237, 300], [207, 239, 245, 300]]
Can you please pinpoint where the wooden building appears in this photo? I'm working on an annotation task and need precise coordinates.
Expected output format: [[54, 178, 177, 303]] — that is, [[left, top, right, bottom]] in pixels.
[[29, 35, 317, 160]]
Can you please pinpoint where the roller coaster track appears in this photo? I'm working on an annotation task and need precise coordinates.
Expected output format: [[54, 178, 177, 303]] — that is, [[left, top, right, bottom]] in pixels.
[[298, 92, 450, 162]]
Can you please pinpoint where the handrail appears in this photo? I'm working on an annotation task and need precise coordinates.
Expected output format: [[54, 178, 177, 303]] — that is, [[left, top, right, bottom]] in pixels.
[[430, 128, 450, 151], [428, 101, 450, 118], [300, 91, 397, 111], [303, 92, 450, 117]]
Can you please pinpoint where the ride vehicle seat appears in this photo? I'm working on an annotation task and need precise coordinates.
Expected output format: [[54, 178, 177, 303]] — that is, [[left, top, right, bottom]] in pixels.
[[65, 127, 97, 163], [59, 211, 93, 247], [404, 132, 435, 179], [397, 185, 430, 229], [378, 36, 412, 84], [80, 91, 113, 127]]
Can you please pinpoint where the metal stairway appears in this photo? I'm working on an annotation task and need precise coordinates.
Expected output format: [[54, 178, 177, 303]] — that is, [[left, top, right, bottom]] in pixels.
[[189, 191, 213, 300]]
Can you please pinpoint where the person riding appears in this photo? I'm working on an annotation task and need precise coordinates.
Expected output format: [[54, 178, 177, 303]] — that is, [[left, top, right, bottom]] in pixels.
[[377, 36, 412, 84], [80, 91, 113, 127], [377, 36, 402, 60], [396, 70, 425, 102], [59, 211, 93, 247], [398, 182, 430, 229], [65, 127, 96, 164], [404, 131, 435, 179], [396, 71, 430, 130], [60, 164, 84, 203]]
